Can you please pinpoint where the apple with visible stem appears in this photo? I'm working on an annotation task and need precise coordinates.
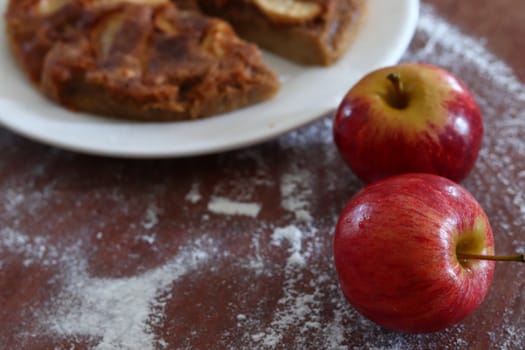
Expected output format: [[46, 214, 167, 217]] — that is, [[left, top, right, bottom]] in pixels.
[[333, 63, 483, 183], [333, 173, 524, 333]]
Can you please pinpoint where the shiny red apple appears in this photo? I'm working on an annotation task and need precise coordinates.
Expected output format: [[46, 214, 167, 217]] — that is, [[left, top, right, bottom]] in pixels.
[[333, 173, 495, 333], [333, 63, 483, 183]]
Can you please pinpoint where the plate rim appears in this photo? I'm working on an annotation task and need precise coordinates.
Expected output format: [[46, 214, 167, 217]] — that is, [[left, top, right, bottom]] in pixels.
[[0, 0, 420, 158]]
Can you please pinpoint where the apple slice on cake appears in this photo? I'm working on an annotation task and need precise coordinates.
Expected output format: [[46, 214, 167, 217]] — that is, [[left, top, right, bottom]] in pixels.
[[190, 0, 367, 66]]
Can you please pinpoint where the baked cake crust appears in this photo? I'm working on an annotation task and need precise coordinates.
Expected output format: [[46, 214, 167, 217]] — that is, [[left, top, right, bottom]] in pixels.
[[194, 0, 367, 66], [6, 0, 280, 121]]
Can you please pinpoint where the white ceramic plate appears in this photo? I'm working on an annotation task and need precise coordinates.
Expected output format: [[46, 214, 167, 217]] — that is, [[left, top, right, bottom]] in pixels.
[[0, 0, 419, 158]]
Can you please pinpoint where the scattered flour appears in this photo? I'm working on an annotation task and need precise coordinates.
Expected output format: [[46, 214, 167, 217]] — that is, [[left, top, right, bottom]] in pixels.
[[141, 203, 160, 230], [271, 225, 305, 267], [257, 224, 322, 348], [45, 238, 215, 350], [4, 188, 25, 213], [207, 196, 261, 217], [280, 170, 313, 222], [139, 234, 156, 245], [0, 227, 58, 268], [185, 183, 202, 204], [244, 234, 266, 275]]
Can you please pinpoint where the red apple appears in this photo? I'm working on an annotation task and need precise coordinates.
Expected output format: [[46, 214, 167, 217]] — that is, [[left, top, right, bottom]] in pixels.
[[333, 63, 483, 183], [333, 173, 495, 333]]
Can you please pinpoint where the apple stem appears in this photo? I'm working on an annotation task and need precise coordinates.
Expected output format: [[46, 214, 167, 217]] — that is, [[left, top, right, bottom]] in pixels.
[[457, 252, 525, 263], [387, 73, 403, 93], [386, 73, 408, 109]]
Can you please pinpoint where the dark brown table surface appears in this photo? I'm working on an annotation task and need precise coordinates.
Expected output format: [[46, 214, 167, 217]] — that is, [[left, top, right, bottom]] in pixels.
[[1, 1, 525, 349]]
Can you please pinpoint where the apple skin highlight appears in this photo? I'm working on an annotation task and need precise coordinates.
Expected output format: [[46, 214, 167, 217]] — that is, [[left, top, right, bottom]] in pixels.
[[333, 173, 495, 333], [333, 63, 483, 183]]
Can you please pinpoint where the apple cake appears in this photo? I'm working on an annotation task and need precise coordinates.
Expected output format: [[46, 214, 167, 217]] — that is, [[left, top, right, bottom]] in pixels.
[[191, 0, 367, 66], [5, 0, 280, 121]]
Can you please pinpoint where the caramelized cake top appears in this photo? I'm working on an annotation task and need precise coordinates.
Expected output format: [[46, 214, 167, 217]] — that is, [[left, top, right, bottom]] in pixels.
[[5, 0, 279, 120]]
